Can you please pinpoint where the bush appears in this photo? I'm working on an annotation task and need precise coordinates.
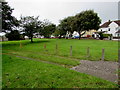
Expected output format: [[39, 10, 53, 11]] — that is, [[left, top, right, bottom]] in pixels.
[[99, 33, 112, 40], [102, 34, 112, 38]]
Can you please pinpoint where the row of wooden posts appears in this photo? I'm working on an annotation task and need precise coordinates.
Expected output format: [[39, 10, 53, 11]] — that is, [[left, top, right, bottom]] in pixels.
[[69, 46, 105, 61], [20, 43, 105, 61]]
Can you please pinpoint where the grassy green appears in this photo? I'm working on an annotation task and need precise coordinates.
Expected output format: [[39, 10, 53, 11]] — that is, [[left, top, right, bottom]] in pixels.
[[1, 38, 118, 88], [2, 38, 118, 61], [2, 50, 80, 67], [2, 54, 117, 88]]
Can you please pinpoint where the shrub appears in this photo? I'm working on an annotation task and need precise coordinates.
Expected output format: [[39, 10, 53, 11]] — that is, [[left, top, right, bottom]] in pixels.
[[99, 33, 112, 40], [102, 34, 112, 38]]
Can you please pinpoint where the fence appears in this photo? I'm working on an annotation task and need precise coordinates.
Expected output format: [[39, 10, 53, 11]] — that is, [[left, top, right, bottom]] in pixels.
[[43, 44, 105, 61], [19, 43, 107, 61]]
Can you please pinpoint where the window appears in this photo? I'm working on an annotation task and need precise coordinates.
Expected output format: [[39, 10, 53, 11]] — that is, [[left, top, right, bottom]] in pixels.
[[118, 33, 120, 37]]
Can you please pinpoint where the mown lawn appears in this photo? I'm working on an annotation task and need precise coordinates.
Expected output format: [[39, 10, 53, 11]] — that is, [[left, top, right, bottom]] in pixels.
[[2, 54, 118, 88], [2, 38, 118, 61], [1, 38, 118, 88]]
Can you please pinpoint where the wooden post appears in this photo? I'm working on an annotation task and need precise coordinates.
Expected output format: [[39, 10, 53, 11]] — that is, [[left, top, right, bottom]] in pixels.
[[101, 48, 105, 61], [20, 43, 22, 48], [44, 44, 46, 50], [55, 44, 58, 54], [87, 47, 90, 57], [70, 46, 72, 56]]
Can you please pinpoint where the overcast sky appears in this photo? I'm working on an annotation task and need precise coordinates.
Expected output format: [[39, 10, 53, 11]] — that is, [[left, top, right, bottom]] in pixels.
[[6, 0, 119, 25]]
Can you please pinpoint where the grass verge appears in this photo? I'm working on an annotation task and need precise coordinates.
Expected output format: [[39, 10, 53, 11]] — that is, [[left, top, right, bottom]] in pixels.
[[2, 54, 118, 88]]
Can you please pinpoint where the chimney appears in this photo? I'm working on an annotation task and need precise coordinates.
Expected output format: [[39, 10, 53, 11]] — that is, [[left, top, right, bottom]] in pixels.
[[108, 20, 111, 22]]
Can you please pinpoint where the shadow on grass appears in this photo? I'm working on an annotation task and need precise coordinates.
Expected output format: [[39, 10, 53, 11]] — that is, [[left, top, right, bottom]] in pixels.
[[2, 39, 51, 47], [25, 40, 50, 45]]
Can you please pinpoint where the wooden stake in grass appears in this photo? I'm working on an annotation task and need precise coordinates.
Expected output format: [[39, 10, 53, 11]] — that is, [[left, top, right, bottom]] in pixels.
[[70, 46, 72, 56], [55, 44, 58, 54], [87, 47, 90, 57], [20, 43, 22, 48], [44, 44, 46, 50], [101, 48, 105, 61]]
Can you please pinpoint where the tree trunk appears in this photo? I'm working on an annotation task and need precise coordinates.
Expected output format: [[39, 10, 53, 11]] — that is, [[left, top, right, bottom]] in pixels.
[[78, 31, 81, 40], [30, 37, 33, 43], [69, 32, 72, 39], [78, 30, 86, 40], [2, 36, 4, 41]]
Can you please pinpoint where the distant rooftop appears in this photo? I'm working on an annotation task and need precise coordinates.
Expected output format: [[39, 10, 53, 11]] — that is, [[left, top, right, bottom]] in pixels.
[[100, 20, 120, 28]]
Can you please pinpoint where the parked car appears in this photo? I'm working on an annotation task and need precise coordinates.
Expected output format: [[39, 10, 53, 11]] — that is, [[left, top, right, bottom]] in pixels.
[[72, 36, 80, 39]]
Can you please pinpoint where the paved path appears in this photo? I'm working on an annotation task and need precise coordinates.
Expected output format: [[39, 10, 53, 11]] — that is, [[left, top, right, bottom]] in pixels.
[[71, 60, 118, 83]]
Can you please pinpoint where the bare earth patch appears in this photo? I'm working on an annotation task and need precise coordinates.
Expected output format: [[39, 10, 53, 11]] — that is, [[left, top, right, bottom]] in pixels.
[[71, 60, 118, 83]]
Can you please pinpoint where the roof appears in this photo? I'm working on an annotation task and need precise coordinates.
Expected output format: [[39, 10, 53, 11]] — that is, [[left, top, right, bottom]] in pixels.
[[116, 30, 120, 33], [114, 20, 120, 26], [100, 20, 120, 28]]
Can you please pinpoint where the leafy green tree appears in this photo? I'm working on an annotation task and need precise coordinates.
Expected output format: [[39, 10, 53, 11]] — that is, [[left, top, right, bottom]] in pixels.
[[20, 16, 41, 43], [65, 16, 75, 34], [5, 30, 21, 41], [43, 24, 56, 38], [2, 2, 19, 32], [74, 10, 101, 39], [57, 18, 70, 39], [40, 20, 56, 38], [53, 29, 60, 37], [57, 25, 66, 39]]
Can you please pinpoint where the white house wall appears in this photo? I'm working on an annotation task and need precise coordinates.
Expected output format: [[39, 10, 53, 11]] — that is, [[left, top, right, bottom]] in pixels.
[[116, 26, 120, 37], [108, 22, 118, 37], [98, 28, 109, 32], [99, 22, 119, 37]]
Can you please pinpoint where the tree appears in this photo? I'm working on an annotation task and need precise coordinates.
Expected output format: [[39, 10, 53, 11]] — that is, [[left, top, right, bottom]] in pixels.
[[65, 16, 75, 34], [74, 10, 101, 39], [44, 24, 56, 38], [53, 29, 60, 37], [40, 19, 56, 38], [20, 16, 41, 43], [5, 30, 21, 41], [57, 25, 66, 39], [57, 18, 70, 39], [2, 2, 19, 32]]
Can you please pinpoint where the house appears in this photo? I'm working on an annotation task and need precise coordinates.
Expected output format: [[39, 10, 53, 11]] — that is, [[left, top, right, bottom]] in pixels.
[[98, 20, 120, 37], [0, 32, 8, 41], [81, 29, 97, 37], [71, 30, 97, 38], [66, 31, 71, 38]]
